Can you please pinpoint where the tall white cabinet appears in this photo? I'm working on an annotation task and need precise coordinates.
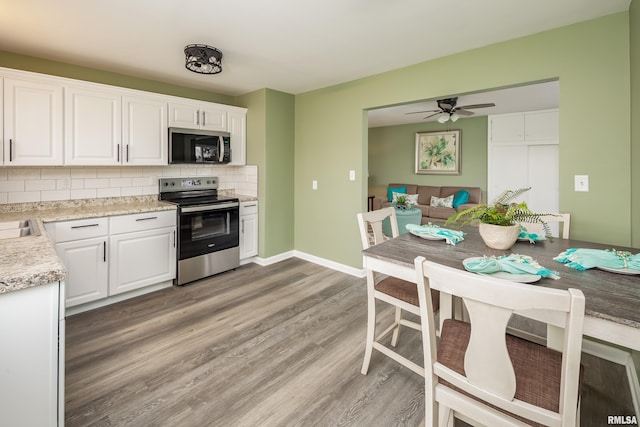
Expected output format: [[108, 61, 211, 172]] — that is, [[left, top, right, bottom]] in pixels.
[[487, 109, 559, 215]]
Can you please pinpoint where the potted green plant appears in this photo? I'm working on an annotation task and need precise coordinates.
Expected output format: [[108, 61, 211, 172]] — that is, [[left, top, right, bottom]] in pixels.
[[392, 194, 413, 210], [445, 187, 553, 250]]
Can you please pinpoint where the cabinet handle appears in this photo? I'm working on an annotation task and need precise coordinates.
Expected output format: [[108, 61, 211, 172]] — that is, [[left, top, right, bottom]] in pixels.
[[126, 144, 130, 162], [135, 216, 158, 221], [242, 218, 245, 234], [9, 139, 13, 162], [202, 111, 206, 126], [103, 241, 107, 262], [244, 203, 257, 208], [117, 143, 120, 162], [173, 230, 176, 248], [196, 111, 200, 126], [71, 223, 100, 229]]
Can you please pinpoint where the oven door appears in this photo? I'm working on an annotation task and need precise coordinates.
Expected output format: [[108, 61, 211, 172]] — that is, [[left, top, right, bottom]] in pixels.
[[178, 202, 239, 260]]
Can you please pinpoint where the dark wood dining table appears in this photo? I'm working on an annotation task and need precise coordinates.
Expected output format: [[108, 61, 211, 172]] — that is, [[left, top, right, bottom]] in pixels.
[[362, 225, 640, 352]]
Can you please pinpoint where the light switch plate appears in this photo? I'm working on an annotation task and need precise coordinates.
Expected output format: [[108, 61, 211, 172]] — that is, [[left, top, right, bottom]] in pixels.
[[312, 180, 318, 190], [349, 170, 356, 181], [574, 175, 589, 192]]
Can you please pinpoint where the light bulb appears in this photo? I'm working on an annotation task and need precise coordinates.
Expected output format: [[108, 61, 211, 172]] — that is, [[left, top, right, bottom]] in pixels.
[[437, 113, 449, 123], [450, 113, 459, 122]]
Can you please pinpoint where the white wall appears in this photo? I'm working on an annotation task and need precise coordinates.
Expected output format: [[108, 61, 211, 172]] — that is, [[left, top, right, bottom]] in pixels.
[[0, 165, 258, 204]]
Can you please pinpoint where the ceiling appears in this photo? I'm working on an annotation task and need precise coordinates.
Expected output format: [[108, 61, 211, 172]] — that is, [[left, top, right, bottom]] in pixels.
[[368, 80, 560, 128], [0, 1, 630, 97]]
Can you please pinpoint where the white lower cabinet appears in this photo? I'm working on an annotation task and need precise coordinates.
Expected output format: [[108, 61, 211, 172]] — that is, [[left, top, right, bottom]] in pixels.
[[240, 201, 258, 259], [46, 217, 109, 308], [0, 281, 64, 427], [46, 211, 176, 310], [108, 211, 176, 295], [109, 226, 176, 295], [57, 236, 109, 306]]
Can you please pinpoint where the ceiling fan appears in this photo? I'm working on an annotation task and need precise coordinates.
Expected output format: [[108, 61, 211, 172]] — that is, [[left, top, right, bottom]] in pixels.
[[406, 97, 496, 123]]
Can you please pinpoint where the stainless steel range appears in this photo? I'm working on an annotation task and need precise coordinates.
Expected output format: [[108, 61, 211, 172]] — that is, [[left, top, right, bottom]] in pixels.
[[159, 177, 239, 285]]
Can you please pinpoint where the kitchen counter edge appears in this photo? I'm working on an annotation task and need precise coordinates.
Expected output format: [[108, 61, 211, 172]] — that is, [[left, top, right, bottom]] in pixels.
[[0, 196, 177, 295]]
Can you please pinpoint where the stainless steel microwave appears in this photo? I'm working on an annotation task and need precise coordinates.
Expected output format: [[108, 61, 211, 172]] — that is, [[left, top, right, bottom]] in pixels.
[[168, 128, 231, 164]]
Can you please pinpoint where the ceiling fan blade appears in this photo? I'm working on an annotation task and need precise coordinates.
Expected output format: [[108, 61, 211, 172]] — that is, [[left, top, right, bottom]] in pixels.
[[423, 112, 441, 119], [456, 103, 496, 110], [455, 109, 474, 116], [406, 109, 439, 115]]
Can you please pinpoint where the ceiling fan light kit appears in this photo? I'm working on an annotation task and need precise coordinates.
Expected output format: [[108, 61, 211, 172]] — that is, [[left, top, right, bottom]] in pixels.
[[407, 96, 496, 122], [184, 44, 223, 74]]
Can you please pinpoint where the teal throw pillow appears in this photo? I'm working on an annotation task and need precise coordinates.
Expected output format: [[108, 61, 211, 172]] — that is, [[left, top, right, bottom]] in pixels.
[[452, 189, 470, 208], [387, 186, 406, 202]]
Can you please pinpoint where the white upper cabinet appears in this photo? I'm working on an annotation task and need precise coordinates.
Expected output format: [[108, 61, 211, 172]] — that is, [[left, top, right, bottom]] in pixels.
[[0, 67, 247, 167], [227, 108, 247, 165], [3, 76, 64, 165], [64, 85, 122, 165], [489, 109, 559, 144], [169, 100, 227, 131], [123, 94, 168, 165]]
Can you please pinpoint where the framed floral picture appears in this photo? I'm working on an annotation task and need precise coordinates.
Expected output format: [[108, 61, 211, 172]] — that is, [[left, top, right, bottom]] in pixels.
[[415, 130, 461, 175]]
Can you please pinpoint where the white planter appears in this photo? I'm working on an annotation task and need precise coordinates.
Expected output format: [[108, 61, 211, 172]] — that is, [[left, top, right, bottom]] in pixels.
[[478, 223, 520, 250]]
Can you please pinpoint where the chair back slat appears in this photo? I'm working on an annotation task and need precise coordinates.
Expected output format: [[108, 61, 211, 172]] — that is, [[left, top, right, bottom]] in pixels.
[[357, 207, 398, 249], [463, 300, 516, 399]]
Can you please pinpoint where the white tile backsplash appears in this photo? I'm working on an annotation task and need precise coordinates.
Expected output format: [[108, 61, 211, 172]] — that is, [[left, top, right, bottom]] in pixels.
[[0, 165, 258, 204]]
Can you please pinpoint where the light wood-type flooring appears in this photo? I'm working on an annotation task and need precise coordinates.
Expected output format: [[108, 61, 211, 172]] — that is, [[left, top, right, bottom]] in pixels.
[[65, 258, 636, 426]]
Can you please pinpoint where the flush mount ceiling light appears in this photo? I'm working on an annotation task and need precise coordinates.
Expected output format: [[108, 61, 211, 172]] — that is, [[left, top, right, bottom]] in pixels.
[[184, 44, 223, 74]]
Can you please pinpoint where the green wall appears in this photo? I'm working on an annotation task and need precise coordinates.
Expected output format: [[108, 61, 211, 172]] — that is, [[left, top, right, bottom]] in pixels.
[[237, 89, 295, 257], [631, 1, 640, 248], [295, 13, 632, 269], [368, 117, 488, 201]]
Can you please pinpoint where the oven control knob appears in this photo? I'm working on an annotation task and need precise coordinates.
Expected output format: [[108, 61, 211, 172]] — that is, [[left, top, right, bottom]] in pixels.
[[207, 180, 212, 184], [164, 182, 169, 186], [170, 182, 175, 186]]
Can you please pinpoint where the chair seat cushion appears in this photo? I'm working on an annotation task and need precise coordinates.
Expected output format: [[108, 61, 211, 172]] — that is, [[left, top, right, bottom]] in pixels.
[[375, 276, 439, 312], [437, 318, 581, 426]]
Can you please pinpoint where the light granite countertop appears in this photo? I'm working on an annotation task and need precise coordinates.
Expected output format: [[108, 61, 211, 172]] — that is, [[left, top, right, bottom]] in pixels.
[[0, 196, 177, 295]]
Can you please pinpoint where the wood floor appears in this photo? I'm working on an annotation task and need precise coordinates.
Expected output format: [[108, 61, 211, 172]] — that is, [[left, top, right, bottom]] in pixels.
[[65, 258, 636, 426]]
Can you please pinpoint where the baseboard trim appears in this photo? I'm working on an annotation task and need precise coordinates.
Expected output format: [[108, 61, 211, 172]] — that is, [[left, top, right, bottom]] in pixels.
[[245, 250, 365, 277], [252, 251, 295, 266], [293, 250, 365, 277]]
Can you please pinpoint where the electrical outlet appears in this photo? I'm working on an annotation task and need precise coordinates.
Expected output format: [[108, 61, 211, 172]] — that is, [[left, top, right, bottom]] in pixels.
[[574, 175, 589, 192]]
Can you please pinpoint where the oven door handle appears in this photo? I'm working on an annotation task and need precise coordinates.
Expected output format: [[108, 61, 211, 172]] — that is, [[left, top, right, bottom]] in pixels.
[[181, 202, 239, 213]]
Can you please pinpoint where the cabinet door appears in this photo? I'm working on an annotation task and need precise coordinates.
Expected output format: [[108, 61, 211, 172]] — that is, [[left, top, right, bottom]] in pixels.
[[56, 237, 108, 307], [199, 104, 227, 131], [489, 114, 524, 143], [65, 86, 122, 165], [109, 227, 176, 295], [240, 213, 258, 259], [3, 77, 64, 165], [524, 110, 559, 141], [227, 110, 246, 165], [123, 95, 168, 165], [169, 102, 200, 128]]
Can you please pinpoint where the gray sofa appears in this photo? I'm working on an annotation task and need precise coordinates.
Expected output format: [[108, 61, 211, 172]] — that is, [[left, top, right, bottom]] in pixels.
[[373, 184, 482, 224]]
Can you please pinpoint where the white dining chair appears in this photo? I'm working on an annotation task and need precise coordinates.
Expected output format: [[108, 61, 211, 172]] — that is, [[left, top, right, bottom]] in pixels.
[[357, 208, 439, 377], [522, 213, 571, 239], [414, 255, 585, 427]]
